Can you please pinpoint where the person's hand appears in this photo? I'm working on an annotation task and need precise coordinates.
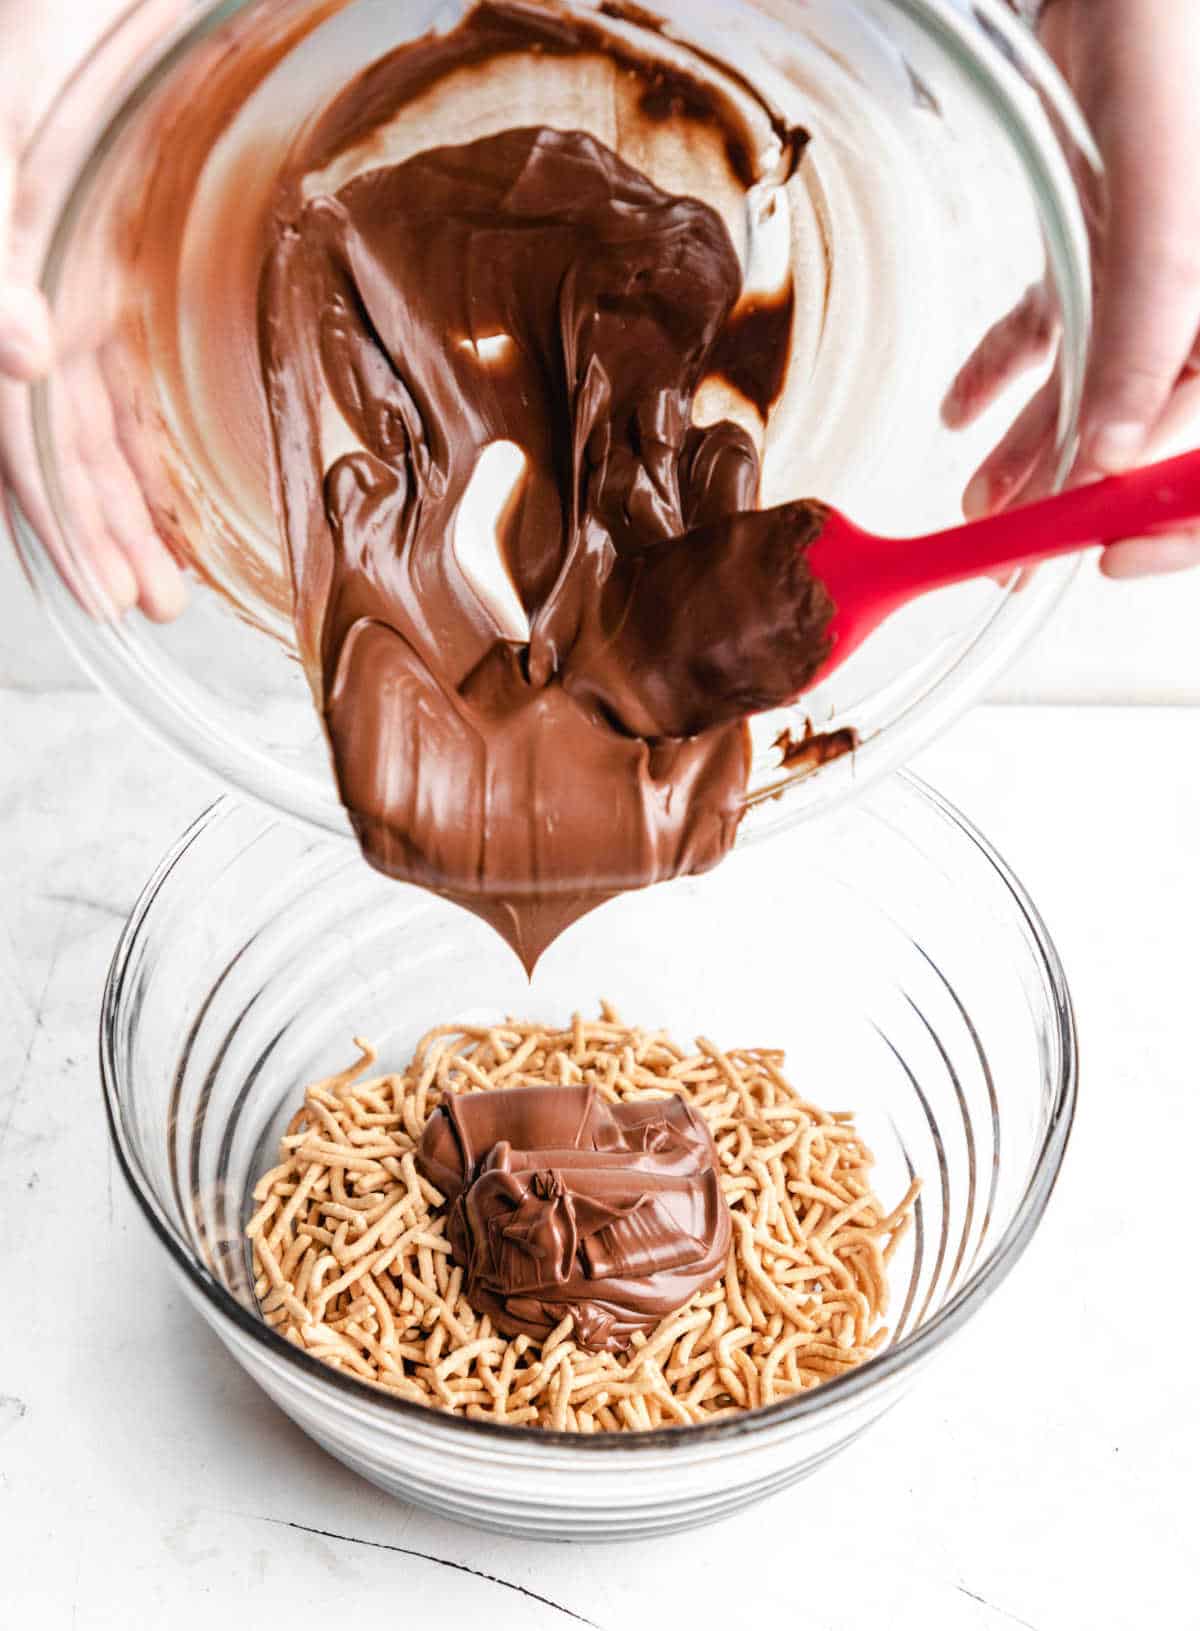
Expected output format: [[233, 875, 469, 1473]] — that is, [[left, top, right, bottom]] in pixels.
[[945, 0, 1200, 578], [0, 0, 187, 619]]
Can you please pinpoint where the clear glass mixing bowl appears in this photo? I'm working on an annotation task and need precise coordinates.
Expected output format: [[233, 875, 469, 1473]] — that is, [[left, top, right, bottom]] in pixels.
[[4, 0, 1097, 850], [101, 774, 1076, 1539]]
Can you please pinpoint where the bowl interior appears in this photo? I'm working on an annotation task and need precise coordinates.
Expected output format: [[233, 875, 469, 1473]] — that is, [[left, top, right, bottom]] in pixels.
[[103, 773, 1074, 1444], [10, 0, 1095, 846]]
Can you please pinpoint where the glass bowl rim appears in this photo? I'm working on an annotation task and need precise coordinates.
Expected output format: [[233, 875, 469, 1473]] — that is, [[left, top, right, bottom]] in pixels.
[[99, 770, 1078, 1453]]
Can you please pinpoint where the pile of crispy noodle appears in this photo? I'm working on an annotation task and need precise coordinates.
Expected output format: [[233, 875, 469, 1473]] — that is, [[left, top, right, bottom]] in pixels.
[[247, 1005, 919, 1431]]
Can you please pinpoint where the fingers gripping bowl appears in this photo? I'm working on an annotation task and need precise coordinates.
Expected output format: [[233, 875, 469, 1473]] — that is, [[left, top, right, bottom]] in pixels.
[[5, 0, 1098, 860], [101, 778, 1076, 1539]]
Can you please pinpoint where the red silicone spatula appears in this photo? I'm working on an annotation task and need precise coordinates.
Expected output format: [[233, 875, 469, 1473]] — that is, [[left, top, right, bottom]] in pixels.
[[586, 447, 1200, 742], [803, 446, 1200, 688]]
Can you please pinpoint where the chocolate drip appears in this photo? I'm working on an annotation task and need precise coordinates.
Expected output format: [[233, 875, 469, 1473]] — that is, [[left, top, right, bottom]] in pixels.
[[418, 1082, 730, 1351], [257, 8, 833, 971]]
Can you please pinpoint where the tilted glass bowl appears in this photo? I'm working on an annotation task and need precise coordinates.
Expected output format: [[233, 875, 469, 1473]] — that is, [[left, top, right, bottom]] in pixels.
[[101, 773, 1076, 1539], [4, 0, 1098, 857]]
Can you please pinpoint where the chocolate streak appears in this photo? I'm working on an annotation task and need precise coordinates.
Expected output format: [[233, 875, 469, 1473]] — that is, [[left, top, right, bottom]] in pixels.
[[418, 1082, 730, 1351], [259, 7, 833, 971], [773, 721, 860, 773]]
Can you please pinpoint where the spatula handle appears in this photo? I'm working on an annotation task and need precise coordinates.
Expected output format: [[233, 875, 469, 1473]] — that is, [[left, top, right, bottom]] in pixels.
[[801, 446, 1200, 690], [895, 446, 1200, 597]]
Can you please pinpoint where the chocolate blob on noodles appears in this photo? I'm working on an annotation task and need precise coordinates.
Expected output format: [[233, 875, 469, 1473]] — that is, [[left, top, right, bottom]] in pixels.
[[260, 101, 832, 970], [417, 1082, 731, 1352]]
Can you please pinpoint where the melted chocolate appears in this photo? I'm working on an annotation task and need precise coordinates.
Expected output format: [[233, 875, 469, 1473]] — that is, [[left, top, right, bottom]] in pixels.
[[297, 0, 781, 190], [418, 1082, 730, 1351], [773, 721, 859, 772], [258, 7, 834, 970], [708, 288, 797, 418]]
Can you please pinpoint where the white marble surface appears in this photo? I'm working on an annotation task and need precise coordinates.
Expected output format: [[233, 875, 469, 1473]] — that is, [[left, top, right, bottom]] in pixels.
[[2, 689, 1198, 1627]]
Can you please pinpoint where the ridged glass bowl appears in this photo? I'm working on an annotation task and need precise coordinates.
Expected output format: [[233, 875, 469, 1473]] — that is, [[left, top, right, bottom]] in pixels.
[[101, 774, 1076, 1539]]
